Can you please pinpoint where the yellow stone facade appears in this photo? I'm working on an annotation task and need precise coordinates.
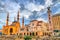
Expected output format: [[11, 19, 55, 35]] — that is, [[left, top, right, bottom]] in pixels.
[[2, 11, 20, 35], [52, 13, 60, 30]]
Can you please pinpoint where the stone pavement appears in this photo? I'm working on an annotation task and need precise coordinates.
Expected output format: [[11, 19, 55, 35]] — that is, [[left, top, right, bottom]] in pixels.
[[0, 35, 60, 40]]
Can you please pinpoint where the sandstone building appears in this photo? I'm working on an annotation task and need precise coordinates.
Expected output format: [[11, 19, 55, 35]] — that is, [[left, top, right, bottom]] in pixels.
[[52, 13, 60, 30]]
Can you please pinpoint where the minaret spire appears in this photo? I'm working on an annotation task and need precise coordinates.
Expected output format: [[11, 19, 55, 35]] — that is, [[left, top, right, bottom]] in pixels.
[[17, 9, 21, 35], [17, 10, 20, 22], [47, 7, 53, 31], [22, 17, 24, 28], [6, 12, 9, 26]]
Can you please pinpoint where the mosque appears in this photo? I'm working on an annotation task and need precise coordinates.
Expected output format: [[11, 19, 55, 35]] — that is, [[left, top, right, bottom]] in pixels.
[[2, 7, 53, 37], [2, 10, 21, 35]]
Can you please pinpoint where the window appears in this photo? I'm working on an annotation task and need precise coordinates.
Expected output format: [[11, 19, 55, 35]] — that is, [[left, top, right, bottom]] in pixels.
[[21, 28, 24, 31], [32, 23, 34, 26], [36, 32, 38, 35], [30, 32, 31, 36], [24, 33, 25, 35], [27, 29, 29, 31], [49, 21, 51, 24], [32, 32, 34, 36], [20, 33, 22, 35], [49, 17, 51, 20], [27, 33, 29, 35]]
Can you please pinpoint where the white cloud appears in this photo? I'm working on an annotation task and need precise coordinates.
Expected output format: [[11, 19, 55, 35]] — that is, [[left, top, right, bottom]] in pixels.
[[25, 3, 45, 11], [54, 9, 60, 14], [25, 0, 53, 12], [52, 2, 60, 15], [45, 0, 53, 7], [0, 0, 59, 27], [5, 2, 20, 12], [37, 18, 48, 23], [20, 10, 32, 19], [54, 2, 60, 7], [0, 19, 5, 24], [0, 0, 21, 25], [57, 0, 60, 2], [0, 18, 12, 25]]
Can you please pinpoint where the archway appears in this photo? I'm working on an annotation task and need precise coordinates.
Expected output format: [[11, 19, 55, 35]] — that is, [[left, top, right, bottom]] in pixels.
[[36, 32, 38, 35], [30, 32, 31, 36], [32, 32, 34, 36], [10, 28, 13, 35]]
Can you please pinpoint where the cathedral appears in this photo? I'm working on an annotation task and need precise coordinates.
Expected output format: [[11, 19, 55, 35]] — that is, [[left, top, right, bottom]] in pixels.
[[2, 10, 21, 35]]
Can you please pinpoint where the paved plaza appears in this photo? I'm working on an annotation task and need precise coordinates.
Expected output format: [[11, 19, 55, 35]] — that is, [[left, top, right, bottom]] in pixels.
[[0, 35, 60, 40]]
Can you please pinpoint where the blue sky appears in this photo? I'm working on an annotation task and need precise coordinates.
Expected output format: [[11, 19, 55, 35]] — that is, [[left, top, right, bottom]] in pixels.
[[0, 0, 60, 29]]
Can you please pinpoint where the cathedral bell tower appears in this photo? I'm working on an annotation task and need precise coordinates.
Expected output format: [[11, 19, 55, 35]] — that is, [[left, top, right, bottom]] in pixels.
[[47, 7, 53, 31], [6, 12, 9, 26]]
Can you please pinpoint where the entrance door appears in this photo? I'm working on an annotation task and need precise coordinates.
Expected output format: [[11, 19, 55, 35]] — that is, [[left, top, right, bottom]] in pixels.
[[10, 28, 13, 35]]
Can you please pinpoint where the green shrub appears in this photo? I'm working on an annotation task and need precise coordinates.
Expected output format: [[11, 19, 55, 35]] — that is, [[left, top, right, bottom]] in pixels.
[[24, 36, 32, 40]]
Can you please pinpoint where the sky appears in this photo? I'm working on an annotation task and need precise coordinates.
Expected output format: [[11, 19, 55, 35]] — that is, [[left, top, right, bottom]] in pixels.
[[0, 0, 60, 29]]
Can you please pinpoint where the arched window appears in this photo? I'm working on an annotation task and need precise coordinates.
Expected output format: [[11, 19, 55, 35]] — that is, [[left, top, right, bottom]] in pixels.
[[20, 33, 22, 35], [45, 33, 46, 36], [24, 33, 25, 35], [32, 32, 34, 36], [30, 32, 31, 36], [27, 33, 29, 35], [36, 32, 38, 35]]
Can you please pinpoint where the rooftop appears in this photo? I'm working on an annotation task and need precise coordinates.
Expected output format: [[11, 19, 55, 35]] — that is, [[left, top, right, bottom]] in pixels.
[[52, 13, 60, 17], [30, 20, 38, 22]]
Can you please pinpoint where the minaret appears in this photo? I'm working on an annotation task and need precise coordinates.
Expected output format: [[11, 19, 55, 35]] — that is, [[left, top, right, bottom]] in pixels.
[[17, 10, 20, 22], [6, 13, 9, 26], [17, 10, 21, 35], [47, 7, 53, 31], [22, 17, 24, 28]]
